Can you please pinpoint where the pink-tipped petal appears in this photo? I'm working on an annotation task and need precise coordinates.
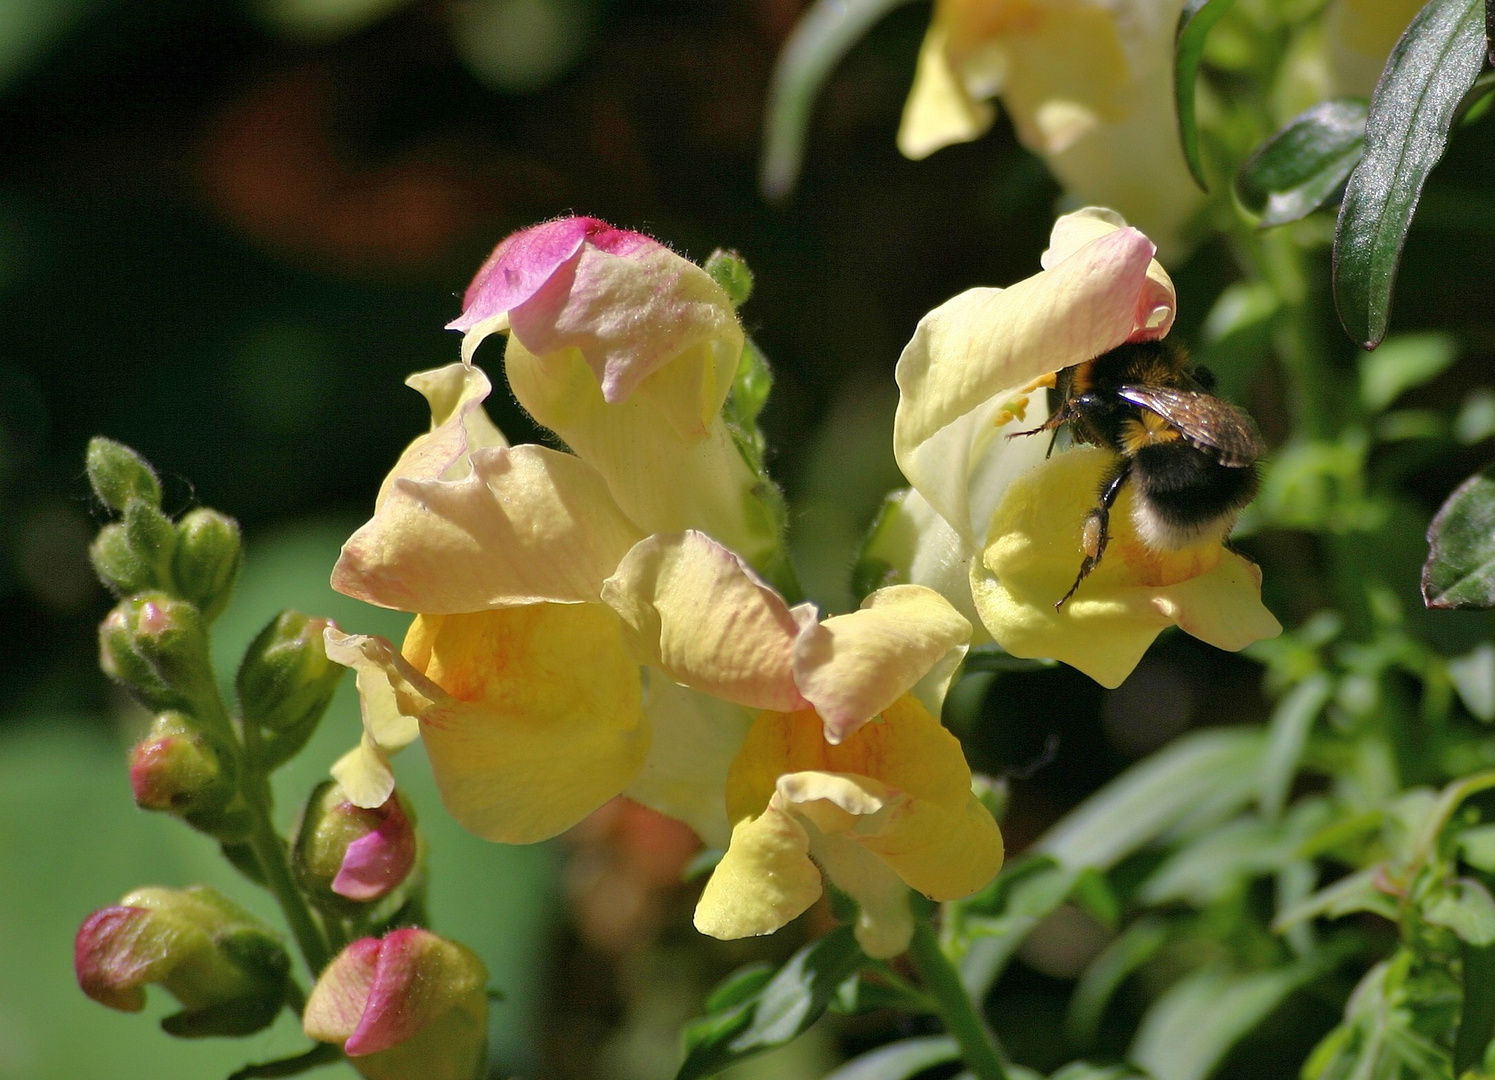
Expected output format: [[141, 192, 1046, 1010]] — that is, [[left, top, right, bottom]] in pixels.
[[332, 796, 418, 902], [447, 217, 649, 336], [303, 937, 382, 1045]]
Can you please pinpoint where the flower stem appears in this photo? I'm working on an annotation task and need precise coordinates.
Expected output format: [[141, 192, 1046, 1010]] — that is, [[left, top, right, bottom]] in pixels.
[[907, 918, 1010, 1080], [240, 714, 333, 975]]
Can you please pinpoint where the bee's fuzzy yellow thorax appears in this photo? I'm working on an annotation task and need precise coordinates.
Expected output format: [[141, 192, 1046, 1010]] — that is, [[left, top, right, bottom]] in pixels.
[[1119, 411, 1179, 454]]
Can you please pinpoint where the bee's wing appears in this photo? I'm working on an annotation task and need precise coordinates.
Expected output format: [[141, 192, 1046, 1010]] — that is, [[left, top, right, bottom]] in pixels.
[[1117, 386, 1263, 467]]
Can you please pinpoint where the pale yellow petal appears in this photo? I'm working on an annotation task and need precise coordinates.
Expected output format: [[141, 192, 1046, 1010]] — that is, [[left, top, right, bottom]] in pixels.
[[602, 531, 808, 712], [374, 363, 508, 510], [725, 698, 1003, 902], [323, 628, 436, 807], [1041, 62, 1205, 264], [623, 675, 755, 849], [861, 489, 990, 646], [334, 444, 644, 614], [793, 584, 971, 743], [809, 833, 914, 958], [894, 227, 1156, 537], [897, 23, 996, 160], [1162, 551, 1283, 652], [693, 803, 822, 942], [412, 605, 650, 843], [505, 339, 778, 568]]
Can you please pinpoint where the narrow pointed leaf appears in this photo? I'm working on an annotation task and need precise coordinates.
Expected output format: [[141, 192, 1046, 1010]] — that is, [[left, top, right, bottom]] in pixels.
[[1237, 100, 1368, 227], [1174, 0, 1238, 190], [1332, 0, 1487, 348], [760, 0, 921, 201], [821, 1036, 960, 1080]]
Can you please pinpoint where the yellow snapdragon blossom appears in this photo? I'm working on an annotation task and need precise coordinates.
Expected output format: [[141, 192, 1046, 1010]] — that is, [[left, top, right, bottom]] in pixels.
[[885, 207, 1280, 688], [899, 0, 1201, 259], [328, 218, 1001, 954]]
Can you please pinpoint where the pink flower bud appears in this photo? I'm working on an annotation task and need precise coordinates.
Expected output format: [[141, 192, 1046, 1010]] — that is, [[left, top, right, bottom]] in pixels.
[[128, 712, 230, 813], [294, 781, 418, 907], [75, 886, 289, 1036], [304, 929, 488, 1080]]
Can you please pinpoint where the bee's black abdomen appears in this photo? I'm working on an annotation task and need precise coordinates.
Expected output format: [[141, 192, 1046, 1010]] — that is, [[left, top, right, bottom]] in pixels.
[[1131, 441, 1259, 545]]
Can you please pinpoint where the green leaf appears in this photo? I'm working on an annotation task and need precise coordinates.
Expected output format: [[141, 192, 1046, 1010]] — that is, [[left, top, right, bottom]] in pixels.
[[1129, 962, 1323, 1080], [1066, 918, 1169, 1049], [1459, 824, 1495, 871], [1423, 466, 1495, 609], [1448, 643, 1495, 721], [820, 1036, 959, 1080], [704, 964, 775, 1012], [1173, 0, 1239, 190], [1272, 866, 1399, 930], [677, 927, 866, 1080], [959, 863, 1080, 998], [1136, 818, 1290, 908], [1038, 728, 1266, 871], [1050, 1064, 1149, 1080], [759, 0, 922, 200], [1332, 0, 1488, 348], [1260, 674, 1334, 820], [1424, 878, 1495, 945], [1236, 99, 1368, 227], [1359, 331, 1459, 413]]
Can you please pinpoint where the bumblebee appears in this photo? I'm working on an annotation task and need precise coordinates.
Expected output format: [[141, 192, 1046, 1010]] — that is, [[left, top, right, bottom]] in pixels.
[[1011, 339, 1263, 609]]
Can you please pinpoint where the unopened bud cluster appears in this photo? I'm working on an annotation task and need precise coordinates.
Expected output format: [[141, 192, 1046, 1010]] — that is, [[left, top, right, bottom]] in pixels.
[[88, 438, 242, 621]]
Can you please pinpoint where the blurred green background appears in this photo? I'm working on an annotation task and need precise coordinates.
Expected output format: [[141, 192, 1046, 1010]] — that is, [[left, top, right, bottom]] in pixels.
[[3, 1, 1495, 1078]]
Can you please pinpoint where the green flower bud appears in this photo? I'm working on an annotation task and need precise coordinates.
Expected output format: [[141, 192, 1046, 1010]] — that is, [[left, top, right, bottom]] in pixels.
[[90, 522, 159, 596], [237, 611, 344, 755], [173, 509, 242, 623], [99, 594, 220, 720], [128, 713, 249, 840], [295, 781, 419, 912], [705, 248, 754, 307], [124, 501, 177, 592], [130, 713, 229, 811], [86, 437, 162, 513], [75, 885, 289, 1038]]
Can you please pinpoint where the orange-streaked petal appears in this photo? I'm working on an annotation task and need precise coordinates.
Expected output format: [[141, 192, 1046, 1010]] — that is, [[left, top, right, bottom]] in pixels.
[[409, 605, 649, 844]]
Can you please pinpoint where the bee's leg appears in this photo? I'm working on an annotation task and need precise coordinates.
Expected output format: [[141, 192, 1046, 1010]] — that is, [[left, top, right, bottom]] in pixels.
[[1006, 409, 1068, 440], [1056, 458, 1133, 609]]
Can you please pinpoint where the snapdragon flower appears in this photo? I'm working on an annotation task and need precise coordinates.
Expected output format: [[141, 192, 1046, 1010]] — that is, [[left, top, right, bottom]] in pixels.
[[898, 0, 1201, 258], [885, 207, 1280, 688], [329, 219, 1001, 952]]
